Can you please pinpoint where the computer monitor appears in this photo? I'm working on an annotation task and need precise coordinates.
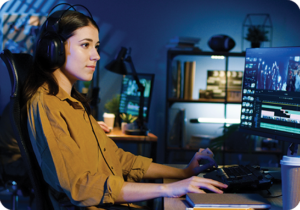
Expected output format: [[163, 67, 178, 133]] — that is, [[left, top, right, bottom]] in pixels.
[[239, 46, 300, 147], [119, 73, 155, 123]]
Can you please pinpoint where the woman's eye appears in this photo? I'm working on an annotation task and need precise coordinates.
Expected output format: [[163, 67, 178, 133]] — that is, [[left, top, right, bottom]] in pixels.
[[82, 43, 89, 48], [95, 45, 99, 50]]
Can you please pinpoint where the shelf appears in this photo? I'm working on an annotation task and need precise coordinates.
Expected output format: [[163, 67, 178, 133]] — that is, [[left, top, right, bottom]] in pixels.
[[164, 49, 246, 163], [168, 98, 241, 104], [167, 49, 246, 60]]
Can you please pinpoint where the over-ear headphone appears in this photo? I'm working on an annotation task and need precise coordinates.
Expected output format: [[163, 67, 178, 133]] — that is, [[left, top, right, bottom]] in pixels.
[[35, 3, 94, 70]]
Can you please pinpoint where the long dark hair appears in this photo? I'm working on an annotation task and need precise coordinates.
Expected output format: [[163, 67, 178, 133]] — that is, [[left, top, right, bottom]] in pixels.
[[22, 10, 99, 115]]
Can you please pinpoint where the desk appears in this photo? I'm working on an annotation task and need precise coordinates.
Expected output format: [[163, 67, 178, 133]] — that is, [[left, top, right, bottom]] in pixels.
[[163, 165, 283, 210], [106, 127, 158, 161]]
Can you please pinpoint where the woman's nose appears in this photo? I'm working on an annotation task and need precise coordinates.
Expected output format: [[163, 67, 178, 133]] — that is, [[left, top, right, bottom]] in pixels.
[[91, 48, 100, 61]]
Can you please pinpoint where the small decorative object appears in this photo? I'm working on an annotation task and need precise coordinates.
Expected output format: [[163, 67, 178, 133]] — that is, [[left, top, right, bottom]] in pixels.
[[121, 122, 134, 134], [208, 35, 235, 52], [199, 89, 213, 99], [166, 36, 201, 50], [242, 14, 272, 51], [245, 25, 269, 48], [120, 113, 137, 133]]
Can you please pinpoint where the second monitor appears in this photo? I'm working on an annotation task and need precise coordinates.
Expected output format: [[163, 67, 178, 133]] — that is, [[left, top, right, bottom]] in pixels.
[[119, 73, 155, 123]]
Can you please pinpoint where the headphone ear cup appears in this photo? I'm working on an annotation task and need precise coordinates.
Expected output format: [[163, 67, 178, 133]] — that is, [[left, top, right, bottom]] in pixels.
[[36, 33, 65, 70]]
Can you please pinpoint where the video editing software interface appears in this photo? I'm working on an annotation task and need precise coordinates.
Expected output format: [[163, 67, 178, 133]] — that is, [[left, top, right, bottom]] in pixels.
[[119, 73, 154, 122], [240, 47, 300, 143]]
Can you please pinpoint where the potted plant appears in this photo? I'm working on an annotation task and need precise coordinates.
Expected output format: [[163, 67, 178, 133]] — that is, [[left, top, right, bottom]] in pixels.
[[82, 81, 91, 95], [104, 94, 120, 127], [119, 113, 137, 133], [245, 25, 269, 48]]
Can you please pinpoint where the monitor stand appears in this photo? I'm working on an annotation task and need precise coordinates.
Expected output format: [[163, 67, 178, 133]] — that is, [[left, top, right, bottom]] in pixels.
[[125, 129, 149, 136]]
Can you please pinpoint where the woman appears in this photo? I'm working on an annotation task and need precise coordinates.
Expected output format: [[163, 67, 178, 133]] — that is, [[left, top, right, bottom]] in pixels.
[[22, 7, 227, 210]]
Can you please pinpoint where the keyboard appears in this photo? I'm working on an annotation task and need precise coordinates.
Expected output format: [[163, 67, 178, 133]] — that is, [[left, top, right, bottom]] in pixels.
[[203, 165, 274, 193]]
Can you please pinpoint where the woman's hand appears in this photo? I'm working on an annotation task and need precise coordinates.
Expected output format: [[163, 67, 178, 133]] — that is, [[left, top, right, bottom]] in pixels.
[[97, 121, 110, 133], [183, 148, 218, 178], [163, 176, 227, 198]]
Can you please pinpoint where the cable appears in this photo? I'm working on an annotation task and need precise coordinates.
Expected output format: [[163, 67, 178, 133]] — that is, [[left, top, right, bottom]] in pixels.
[[88, 113, 133, 209], [263, 194, 282, 198], [87, 114, 115, 175]]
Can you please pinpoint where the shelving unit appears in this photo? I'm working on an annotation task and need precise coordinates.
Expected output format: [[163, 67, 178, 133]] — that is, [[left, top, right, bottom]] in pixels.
[[164, 48, 246, 163], [164, 48, 286, 165]]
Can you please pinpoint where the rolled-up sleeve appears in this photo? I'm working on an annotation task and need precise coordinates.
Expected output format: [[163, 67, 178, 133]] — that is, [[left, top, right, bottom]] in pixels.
[[27, 90, 125, 206]]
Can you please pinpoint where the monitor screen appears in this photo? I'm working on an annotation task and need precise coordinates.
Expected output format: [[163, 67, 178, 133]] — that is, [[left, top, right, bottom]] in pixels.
[[239, 46, 300, 144], [119, 73, 154, 123]]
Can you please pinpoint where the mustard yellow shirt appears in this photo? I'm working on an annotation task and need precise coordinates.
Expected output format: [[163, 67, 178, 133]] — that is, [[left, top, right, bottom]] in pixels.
[[26, 84, 152, 208]]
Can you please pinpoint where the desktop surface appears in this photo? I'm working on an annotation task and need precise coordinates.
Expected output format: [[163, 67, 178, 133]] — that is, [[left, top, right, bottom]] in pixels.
[[106, 127, 157, 142], [106, 127, 158, 161], [163, 164, 282, 210]]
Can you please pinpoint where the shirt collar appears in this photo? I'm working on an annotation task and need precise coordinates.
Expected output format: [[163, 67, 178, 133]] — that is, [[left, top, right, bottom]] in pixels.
[[41, 83, 85, 110]]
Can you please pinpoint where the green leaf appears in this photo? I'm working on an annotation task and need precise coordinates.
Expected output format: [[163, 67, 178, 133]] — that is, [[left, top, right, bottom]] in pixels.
[[119, 113, 137, 123], [245, 25, 269, 42], [104, 94, 120, 116]]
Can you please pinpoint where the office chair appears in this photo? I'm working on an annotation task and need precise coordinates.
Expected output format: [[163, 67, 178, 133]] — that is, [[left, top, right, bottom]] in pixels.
[[0, 49, 80, 210], [0, 49, 54, 210], [0, 158, 20, 210]]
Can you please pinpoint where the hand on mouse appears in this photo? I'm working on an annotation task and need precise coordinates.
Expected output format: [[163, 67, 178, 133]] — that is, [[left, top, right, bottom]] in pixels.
[[183, 148, 218, 177]]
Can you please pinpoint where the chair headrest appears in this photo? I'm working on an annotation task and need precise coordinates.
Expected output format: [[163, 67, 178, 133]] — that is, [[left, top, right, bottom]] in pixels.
[[0, 49, 33, 97]]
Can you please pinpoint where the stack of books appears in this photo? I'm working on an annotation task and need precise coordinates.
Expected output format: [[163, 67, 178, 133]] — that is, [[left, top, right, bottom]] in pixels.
[[166, 36, 201, 50], [171, 60, 196, 99]]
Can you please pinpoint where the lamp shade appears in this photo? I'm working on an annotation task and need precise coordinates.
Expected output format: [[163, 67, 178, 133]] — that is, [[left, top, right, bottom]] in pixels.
[[104, 47, 128, 75]]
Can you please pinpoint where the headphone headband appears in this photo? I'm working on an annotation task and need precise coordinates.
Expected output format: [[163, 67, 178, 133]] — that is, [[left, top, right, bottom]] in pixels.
[[46, 3, 94, 33], [47, 3, 76, 18], [35, 3, 95, 70]]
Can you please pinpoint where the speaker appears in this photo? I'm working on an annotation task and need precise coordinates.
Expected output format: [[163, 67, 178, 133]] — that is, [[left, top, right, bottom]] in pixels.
[[35, 3, 93, 70], [208, 35, 235, 52]]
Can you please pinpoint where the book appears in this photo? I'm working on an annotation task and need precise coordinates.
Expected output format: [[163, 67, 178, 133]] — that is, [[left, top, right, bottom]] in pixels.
[[169, 36, 200, 45], [171, 60, 182, 98], [168, 108, 185, 147], [166, 45, 201, 51], [176, 60, 182, 98], [186, 193, 271, 209], [183, 61, 196, 99], [166, 43, 200, 50]]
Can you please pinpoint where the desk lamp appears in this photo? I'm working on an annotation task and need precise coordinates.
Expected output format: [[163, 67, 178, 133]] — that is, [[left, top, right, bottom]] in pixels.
[[105, 47, 148, 136]]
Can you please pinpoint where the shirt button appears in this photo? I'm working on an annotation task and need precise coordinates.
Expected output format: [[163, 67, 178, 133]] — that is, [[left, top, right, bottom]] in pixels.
[[111, 166, 113, 169], [103, 148, 106, 151]]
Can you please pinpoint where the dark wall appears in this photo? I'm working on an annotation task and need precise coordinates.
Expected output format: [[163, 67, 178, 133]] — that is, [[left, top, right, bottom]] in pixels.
[[1, 0, 300, 163], [73, 0, 300, 163]]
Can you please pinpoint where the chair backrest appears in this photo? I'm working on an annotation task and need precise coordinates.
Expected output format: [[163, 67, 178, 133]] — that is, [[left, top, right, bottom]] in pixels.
[[0, 49, 53, 210]]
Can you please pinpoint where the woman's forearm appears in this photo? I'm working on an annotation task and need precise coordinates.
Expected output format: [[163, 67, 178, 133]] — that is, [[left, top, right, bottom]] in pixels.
[[143, 162, 190, 179], [115, 182, 167, 203], [115, 176, 227, 203]]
